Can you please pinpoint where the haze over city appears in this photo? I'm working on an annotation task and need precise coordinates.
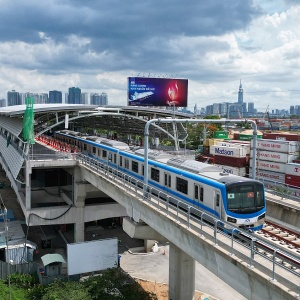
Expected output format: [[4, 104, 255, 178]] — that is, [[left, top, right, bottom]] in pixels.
[[0, 0, 300, 112]]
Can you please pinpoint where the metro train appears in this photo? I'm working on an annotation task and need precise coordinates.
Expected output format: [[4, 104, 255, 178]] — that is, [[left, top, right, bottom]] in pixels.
[[54, 130, 266, 231]]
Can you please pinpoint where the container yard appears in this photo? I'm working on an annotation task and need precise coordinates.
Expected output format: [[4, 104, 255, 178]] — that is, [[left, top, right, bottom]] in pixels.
[[196, 130, 300, 193]]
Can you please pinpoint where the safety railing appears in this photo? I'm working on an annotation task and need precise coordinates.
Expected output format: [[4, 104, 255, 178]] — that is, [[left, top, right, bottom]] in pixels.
[[76, 153, 300, 294]]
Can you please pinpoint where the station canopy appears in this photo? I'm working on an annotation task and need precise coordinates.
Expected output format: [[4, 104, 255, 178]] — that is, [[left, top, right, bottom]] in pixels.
[[0, 104, 192, 140]]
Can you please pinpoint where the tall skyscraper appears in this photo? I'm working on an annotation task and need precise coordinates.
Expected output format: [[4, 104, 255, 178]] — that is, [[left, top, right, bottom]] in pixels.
[[90, 93, 108, 105], [81, 93, 89, 104], [238, 80, 243, 104], [7, 90, 21, 106], [49, 90, 62, 103], [248, 102, 255, 115], [68, 87, 81, 104]]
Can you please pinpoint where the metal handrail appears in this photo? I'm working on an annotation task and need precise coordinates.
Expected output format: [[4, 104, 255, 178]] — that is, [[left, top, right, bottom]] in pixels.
[[75, 153, 300, 292]]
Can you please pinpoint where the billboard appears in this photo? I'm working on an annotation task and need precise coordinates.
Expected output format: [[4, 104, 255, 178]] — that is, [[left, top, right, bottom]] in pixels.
[[67, 238, 118, 275], [128, 77, 188, 107]]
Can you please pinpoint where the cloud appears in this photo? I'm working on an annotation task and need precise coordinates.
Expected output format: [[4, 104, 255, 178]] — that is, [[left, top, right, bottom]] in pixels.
[[0, 1, 299, 111]]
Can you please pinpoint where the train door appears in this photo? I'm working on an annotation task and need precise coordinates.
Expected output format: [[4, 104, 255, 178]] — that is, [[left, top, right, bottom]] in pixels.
[[214, 191, 222, 218], [164, 172, 171, 189], [194, 183, 204, 208]]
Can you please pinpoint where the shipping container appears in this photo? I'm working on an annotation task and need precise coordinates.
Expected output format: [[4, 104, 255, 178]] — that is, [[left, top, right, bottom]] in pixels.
[[251, 139, 300, 153], [262, 132, 300, 142], [256, 150, 299, 163], [237, 134, 262, 141], [213, 155, 248, 167], [210, 145, 248, 158], [215, 164, 246, 176], [249, 159, 286, 173], [285, 163, 300, 176], [285, 174, 300, 188], [249, 168, 285, 183], [212, 131, 228, 139]]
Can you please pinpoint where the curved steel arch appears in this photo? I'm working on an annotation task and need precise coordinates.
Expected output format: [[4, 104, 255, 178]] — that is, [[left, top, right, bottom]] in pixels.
[[34, 112, 186, 142]]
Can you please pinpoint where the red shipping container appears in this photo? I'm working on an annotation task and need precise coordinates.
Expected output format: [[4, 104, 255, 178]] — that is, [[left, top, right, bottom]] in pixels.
[[213, 155, 248, 168], [285, 174, 300, 188], [262, 132, 300, 142]]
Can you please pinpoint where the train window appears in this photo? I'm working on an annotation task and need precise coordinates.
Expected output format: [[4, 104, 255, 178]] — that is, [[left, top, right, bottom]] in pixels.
[[132, 161, 139, 173], [151, 168, 160, 182], [120, 156, 123, 167], [176, 177, 188, 195], [83, 144, 87, 151], [114, 154, 117, 164], [92, 147, 96, 154], [125, 159, 129, 169], [108, 153, 112, 162], [142, 166, 144, 175], [216, 194, 220, 207], [164, 173, 171, 187], [102, 150, 107, 158]]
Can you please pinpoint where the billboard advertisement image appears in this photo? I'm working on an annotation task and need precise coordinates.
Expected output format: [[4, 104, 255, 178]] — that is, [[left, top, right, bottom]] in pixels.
[[128, 77, 188, 107]]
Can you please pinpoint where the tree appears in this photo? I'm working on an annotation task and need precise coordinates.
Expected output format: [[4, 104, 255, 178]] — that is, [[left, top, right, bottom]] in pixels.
[[41, 280, 91, 300]]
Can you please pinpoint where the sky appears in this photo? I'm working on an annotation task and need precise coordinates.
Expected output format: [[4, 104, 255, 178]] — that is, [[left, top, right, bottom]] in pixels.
[[0, 0, 300, 112]]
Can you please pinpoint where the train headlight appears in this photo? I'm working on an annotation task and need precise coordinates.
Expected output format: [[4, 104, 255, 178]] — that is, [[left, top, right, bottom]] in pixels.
[[227, 217, 237, 223], [258, 213, 265, 221]]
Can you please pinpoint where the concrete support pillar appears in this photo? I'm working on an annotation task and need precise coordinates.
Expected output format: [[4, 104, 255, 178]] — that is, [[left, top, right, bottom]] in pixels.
[[25, 160, 32, 210], [73, 167, 86, 243], [74, 207, 85, 243], [169, 243, 195, 300]]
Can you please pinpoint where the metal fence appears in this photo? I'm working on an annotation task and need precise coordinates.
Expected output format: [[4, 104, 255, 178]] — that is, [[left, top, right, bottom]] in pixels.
[[76, 153, 300, 295]]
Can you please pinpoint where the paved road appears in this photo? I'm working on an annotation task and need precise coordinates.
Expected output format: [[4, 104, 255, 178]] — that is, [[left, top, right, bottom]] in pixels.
[[120, 244, 247, 300]]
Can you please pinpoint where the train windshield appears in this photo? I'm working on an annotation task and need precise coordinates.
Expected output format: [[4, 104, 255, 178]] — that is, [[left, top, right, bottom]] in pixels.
[[226, 183, 265, 214]]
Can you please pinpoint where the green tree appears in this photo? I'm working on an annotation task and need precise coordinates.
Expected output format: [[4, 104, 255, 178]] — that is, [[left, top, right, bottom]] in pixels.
[[41, 280, 91, 300], [83, 268, 157, 300]]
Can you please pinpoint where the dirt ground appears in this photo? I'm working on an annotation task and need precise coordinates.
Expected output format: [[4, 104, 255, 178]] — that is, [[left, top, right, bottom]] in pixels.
[[137, 279, 215, 300]]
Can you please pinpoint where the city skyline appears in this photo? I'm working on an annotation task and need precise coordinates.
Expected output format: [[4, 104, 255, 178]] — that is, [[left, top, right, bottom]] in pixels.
[[0, 1, 299, 111]]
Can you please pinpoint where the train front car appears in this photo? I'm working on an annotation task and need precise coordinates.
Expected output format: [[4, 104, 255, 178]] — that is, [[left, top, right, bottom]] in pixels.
[[219, 176, 266, 231]]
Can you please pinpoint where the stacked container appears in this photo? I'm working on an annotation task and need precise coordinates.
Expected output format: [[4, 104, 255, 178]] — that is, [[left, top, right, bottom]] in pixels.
[[250, 139, 300, 185], [285, 163, 300, 188], [210, 142, 250, 170]]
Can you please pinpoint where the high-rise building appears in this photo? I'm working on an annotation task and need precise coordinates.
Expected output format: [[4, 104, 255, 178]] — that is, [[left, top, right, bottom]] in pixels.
[[0, 99, 6, 107], [248, 102, 255, 115], [100, 92, 108, 105], [81, 93, 89, 105], [290, 106, 295, 115], [238, 80, 243, 104], [90, 93, 108, 105], [49, 90, 62, 104], [68, 87, 81, 104], [7, 90, 21, 106]]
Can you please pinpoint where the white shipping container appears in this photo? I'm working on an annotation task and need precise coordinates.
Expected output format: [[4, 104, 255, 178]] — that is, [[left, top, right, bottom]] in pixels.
[[249, 159, 286, 173], [216, 141, 250, 154], [249, 168, 285, 182], [215, 164, 246, 176], [251, 139, 300, 153], [285, 163, 300, 176], [256, 150, 299, 163], [210, 145, 248, 158]]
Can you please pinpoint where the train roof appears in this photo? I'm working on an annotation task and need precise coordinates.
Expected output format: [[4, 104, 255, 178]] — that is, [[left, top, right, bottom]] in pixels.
[[134, 149, 174, 163], [100, 139, 129, 150], [167, 158, 221, 174]]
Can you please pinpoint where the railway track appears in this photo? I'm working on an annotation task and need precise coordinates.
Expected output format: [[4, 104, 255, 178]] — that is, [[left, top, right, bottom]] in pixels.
[[256, 221, 300, 253]]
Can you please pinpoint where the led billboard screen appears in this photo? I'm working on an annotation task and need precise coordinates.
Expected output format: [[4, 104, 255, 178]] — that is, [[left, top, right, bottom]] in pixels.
[[128, 77, 188, 107]]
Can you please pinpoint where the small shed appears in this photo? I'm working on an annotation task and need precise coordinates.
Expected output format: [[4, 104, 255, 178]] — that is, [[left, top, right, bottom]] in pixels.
[[41, 253, 66, 276], [0, 220, 37, 264]]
